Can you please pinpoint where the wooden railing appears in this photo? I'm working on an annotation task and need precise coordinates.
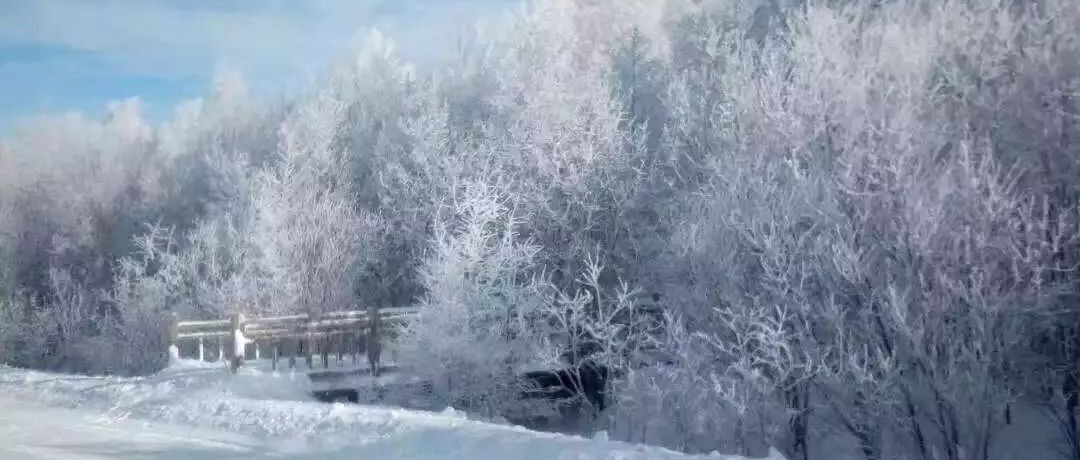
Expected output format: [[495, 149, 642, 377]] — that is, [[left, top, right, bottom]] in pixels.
[[167, 307, 419, 374]]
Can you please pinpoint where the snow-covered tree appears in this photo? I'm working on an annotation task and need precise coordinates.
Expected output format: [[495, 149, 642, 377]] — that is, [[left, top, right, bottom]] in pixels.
[[2, 1, 1079, 458], [394, 179, 547, 417]]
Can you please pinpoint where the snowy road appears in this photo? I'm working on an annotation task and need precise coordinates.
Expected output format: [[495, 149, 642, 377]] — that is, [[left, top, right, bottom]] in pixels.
[[0, 365, 780, 460], [0, 395, 305, 460], [0, 394, 747, 460]]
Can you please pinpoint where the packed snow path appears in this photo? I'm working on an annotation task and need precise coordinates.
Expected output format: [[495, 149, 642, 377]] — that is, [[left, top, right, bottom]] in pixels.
[[0, 395, 299, 460], [0, 364, 783, 460]]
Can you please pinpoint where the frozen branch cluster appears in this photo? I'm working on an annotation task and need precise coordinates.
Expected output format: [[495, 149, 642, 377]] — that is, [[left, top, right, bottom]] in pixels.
[[2, 1, 1080, 459]]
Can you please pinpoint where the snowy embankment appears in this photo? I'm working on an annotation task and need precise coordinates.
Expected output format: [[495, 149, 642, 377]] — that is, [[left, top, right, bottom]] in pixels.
[[0, 362, 784, 460]]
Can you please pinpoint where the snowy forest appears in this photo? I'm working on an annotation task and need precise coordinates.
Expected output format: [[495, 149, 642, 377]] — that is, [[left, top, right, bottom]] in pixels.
[[1, 0, 1079, 459]]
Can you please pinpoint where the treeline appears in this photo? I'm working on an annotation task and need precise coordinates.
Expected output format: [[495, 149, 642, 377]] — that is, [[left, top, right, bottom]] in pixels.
[[2, 1, 1079, 459]]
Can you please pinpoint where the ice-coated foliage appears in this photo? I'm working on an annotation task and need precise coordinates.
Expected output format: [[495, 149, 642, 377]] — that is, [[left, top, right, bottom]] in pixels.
[[394, 179, 548, 417], [2, 0, 1080, 459]]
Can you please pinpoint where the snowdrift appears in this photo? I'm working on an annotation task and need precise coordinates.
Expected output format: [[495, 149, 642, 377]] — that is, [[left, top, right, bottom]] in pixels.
[[0, 362, 784, 460]]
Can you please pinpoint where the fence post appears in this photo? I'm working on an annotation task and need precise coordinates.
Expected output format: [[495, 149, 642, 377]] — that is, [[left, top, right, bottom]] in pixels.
[[352, 329, 360, 365], [230, 312, 245, 373], [288, 337, 297, 369], [305, 339, 314, 369], [367, 305, 381, 377], [321, 335, 329, 369], [335, 335, 342, 365], [272, 342, 279, 371], [167, 312, 180, 363], [304, 312, 316, 370]]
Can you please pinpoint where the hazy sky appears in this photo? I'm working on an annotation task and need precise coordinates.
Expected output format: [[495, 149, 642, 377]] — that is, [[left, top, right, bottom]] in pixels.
[[0, 0, 517, 132]]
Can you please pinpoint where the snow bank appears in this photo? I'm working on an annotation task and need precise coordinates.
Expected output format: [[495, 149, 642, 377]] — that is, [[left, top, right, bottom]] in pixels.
[[0, 363, 783, 460]]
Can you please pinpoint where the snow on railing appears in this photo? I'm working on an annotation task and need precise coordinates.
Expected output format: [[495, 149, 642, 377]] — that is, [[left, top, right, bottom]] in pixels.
[[167, 307, 419, 374]]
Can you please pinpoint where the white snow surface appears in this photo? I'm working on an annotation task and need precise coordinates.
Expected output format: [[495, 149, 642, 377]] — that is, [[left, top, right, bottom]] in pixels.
[[0, 361, 784, 460]]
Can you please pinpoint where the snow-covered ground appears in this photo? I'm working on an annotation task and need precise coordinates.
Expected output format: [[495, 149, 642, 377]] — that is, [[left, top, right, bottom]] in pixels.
[[0, 361, 784, 460], [0, 395, 302, 460]]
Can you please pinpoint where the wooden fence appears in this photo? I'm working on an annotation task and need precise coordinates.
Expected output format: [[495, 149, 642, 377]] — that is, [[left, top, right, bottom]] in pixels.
[[167, 307, 419, 374]]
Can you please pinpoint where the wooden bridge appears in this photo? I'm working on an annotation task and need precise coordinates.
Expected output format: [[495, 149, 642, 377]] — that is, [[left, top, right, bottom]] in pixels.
[[166, 307, 418, 377], [166, 306, 612, 415]]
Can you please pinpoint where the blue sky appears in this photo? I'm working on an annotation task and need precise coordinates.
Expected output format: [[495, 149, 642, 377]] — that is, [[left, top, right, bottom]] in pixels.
[[0, 0, 516, 133]]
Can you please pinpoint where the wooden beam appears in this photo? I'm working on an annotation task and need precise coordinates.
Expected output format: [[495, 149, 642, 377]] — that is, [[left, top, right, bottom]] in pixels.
[[177, 319, 232, 329], [177, 331, 232, 340]]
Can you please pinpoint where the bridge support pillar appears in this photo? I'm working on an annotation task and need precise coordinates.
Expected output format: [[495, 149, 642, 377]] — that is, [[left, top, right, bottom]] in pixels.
[[230, 312, 245, 374]]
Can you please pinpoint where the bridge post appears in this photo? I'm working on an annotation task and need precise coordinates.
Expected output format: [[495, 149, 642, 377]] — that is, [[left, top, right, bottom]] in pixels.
[[352, 329, 360, 365], [288, 337, 297, 369], [336, 334, 343, 364], [321, 337, 329, 369], [167, 312, 179, 363], [305, 337, 314, 370], [230, 312, 245, 373], [366, 305, 381, 377]]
